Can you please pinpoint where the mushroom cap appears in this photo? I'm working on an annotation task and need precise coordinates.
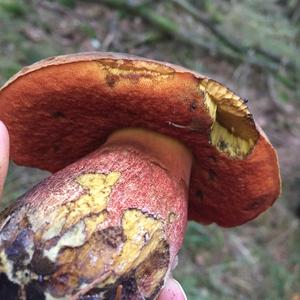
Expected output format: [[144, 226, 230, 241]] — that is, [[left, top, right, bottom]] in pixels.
[[0, 52, 280, 227]]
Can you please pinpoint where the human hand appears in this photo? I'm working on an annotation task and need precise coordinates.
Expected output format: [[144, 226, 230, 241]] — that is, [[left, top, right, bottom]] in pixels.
[[158, 278, 187, 300], [0, 121, 9, 200]]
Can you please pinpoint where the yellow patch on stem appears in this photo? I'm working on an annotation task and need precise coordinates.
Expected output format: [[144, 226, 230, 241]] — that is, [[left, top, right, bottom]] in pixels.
[[32, 172, 120, 242], [41, 172, 120, 261], [64, 172, 120, 228], [114, 210, 165, 274]]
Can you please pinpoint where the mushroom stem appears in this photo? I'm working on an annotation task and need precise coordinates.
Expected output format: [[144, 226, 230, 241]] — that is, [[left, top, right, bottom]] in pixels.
[[0, 128, 192, 299], [101, 127, 193, 259], [105, 128, 193, 187]]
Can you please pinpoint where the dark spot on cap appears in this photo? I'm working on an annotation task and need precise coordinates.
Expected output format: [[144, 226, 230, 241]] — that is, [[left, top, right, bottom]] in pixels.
[[0, 272, 21, 300], [244, 199, 263, 211], [190, 100, 197, 112], [241, 97, 249, 104], [208, 169, 217, 181], [30, 249, 57, 276], [196, 190, 203, 199], [52, 111, 65, 119], [208, 155, 217, 162], [106, 74, 119, 88], [26, 280, 46, 300]]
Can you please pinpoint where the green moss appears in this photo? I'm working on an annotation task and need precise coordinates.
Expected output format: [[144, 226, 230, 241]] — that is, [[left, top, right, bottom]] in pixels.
[[0, 0, 27, 18]]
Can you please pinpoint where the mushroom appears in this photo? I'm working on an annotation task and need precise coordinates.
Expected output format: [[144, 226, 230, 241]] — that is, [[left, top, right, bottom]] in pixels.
[[0, 52, 280, 299]]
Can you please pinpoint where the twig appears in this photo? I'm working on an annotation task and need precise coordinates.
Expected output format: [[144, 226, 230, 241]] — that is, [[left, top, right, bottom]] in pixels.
[[115, 284, 123, 300], [229, 233, 257, 265]]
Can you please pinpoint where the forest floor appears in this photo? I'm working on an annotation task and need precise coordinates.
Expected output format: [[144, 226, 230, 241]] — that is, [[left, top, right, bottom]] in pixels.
[[1, 1, 300, 299]]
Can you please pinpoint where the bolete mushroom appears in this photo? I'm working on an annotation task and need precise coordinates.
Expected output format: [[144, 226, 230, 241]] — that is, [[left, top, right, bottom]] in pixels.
[[0, 52, 280, 299]]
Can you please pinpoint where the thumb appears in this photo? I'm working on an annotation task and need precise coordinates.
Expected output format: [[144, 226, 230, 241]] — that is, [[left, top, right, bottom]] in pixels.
[[0, 121, 9, 199], [158, 278, 187, 300]]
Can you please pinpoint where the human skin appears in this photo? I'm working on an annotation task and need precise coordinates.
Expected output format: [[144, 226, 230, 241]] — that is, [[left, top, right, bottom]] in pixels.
[[0, 121, 9, 199], [0, 120, 186, 300]]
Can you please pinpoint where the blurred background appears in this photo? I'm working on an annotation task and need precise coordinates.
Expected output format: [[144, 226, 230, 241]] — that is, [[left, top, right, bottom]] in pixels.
[[0, 0, 300, 299]]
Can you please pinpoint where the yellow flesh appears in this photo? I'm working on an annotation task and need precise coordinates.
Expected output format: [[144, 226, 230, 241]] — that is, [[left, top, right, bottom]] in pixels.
[[200, 78, 258, 158]]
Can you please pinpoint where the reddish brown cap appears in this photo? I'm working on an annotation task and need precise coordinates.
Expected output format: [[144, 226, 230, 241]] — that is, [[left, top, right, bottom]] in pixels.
[[0, 52, 280, 227]]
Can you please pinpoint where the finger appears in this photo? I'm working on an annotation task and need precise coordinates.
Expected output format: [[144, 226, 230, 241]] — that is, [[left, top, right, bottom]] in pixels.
[[158, 278, 187, 300], [0, 120, 9, 198]]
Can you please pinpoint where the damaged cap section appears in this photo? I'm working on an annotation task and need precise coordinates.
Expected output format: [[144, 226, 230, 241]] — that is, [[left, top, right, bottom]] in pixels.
[[200, 78, 259, 158]]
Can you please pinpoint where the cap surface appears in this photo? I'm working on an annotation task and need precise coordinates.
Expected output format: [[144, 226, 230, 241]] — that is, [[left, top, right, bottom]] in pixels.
[[0, 52, 280, 227]]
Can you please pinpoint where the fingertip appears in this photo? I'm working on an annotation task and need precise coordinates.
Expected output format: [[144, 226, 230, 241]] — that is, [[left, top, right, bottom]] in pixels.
[[0, 120, 9, 157], [158, 278, 187, 300], [0, 120, 9, 195]]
